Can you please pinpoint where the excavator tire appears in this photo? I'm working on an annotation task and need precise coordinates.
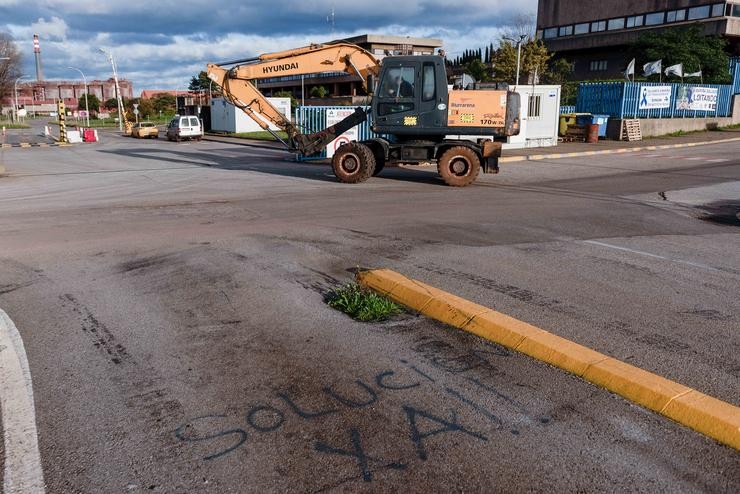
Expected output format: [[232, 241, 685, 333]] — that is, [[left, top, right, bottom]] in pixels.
[[332, 142, 376, 183], [437, 146, 481, 187]]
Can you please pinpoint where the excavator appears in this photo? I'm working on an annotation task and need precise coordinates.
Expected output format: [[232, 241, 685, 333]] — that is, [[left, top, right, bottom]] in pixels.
[[206, 42, 520, 186]]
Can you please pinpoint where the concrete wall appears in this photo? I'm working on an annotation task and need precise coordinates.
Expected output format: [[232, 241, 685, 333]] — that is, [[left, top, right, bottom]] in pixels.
[[606, 95, 740, 138]]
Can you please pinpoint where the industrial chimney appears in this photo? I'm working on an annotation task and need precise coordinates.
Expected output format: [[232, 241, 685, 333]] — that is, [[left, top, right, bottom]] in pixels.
[[33, 34, 43, 81]]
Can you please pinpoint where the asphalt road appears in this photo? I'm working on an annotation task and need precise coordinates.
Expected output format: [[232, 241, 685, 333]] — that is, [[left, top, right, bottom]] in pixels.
[[0, 133, 738, 492], [1, 118, 58, 145]]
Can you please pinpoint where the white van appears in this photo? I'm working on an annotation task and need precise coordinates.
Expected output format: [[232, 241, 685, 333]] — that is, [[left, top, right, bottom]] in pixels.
[[166, 115, 203, 141]]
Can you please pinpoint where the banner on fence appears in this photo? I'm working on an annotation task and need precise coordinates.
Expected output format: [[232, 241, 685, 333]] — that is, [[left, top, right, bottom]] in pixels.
[[675, 86, 717, 111], [325, 108, 359, 158], [638, 85, 672, 109]]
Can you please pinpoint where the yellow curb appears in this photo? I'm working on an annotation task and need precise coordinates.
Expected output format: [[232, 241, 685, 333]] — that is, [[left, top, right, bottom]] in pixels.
[[0, 165, 5, 176], [357, 269, 740, 450], [500, 136, 740, 163]]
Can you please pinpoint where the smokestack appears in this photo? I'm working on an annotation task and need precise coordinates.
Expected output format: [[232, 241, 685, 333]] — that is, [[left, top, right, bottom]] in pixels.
[[33, 34, 43, 81]]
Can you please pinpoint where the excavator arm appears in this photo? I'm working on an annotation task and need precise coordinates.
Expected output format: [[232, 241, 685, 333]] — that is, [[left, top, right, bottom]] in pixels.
[[207, 43, 380, 156]]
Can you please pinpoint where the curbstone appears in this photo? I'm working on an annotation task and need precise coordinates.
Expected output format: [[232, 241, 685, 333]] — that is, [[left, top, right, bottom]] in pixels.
[[357, 268, 740, 450]]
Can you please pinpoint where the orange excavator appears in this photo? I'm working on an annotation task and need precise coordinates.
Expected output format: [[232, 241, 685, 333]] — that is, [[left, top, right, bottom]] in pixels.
[[207, 42, 520, 186]]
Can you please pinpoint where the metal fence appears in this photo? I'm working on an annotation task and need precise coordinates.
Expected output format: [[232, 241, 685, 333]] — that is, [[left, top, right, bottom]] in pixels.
[[576, 81, 734, 118], [294, 105, 381, 160], [559, 105, 576, 114]]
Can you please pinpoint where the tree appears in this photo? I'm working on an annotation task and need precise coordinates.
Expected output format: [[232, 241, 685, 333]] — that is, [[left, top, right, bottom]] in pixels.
[[137, 98, 155, 119], [630, 24, 730, 83], [189, 71, 216, 93], [520, 39, 551, 82], [310, 85, 328, 98], [493, 41, 518, 82], [542, 58, 574, 85], [0, 33, 22, 101], [77, 93, 100, 113], [150, 93, 176, 114], [464, 59, 492, 83], [104, 97, 118, 110], [493, 38, 551, 84]]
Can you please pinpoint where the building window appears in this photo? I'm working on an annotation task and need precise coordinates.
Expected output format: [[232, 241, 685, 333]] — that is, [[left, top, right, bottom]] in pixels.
[[589, 60, 608, 71], [574, 22, 590, 34], [666, 9, 686, 22], [711, 3, 725, 17], [591, 20, 606, 32], [734, 4, 740, 17], [608, 18, 625, 30], [645, 12, 664, 25], [626, 15, 644, 28], [688, 5, 710, 20], [528, 94, 542, 119], [559, 25, 573, 36], [543, 27, 558, 39]]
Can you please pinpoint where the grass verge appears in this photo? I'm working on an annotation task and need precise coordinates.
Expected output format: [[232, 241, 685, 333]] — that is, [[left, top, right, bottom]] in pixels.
[[229, 131, 289, 141], [0, 123, 30, 129], [327, 283, 402, 322]]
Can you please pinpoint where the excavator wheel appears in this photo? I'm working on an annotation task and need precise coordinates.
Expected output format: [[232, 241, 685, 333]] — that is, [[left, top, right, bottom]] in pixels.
[[332, 142, 376, 183], [437, 146, 481, 187]]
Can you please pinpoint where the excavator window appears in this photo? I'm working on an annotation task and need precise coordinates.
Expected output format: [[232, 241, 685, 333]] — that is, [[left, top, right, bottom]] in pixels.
[[380, 66, 415, 98], [422, 63, 436, 102]]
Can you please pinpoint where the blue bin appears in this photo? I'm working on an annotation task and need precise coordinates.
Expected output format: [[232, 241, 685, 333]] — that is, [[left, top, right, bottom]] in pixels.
[[576, 114, 609, 138]]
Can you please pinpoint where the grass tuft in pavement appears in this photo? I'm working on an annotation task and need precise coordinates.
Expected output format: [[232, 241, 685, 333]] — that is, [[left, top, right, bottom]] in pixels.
[[327, 283, 402, 322]]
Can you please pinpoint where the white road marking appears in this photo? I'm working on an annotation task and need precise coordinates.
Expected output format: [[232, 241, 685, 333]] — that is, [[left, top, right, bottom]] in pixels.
[[706, 158, 729, 163], [0, 309, 45, 493], [582, 240, 723, 273]]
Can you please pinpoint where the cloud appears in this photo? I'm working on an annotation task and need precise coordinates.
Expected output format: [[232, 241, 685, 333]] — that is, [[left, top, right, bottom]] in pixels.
[[0, 1, 537, 91]]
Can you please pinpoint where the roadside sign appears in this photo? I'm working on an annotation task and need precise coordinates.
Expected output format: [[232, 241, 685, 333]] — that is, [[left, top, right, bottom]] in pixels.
[[326, 108, 359, 158], [133, 109, 140, 115], [638, 85, 671, 110]]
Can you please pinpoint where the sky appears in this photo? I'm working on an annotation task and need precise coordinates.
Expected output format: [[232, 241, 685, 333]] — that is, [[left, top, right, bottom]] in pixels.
[[0, 0, 537, 94]]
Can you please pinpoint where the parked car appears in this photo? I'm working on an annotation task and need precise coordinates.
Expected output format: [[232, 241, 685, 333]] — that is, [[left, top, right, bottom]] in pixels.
[[131, 122, 159, 139], [166, 115, 203, 142]]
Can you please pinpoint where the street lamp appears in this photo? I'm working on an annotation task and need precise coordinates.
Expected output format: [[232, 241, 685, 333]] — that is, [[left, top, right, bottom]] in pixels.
[[68, 66, 90, 127], [14, 75, 28, 123], [503, 34, 528, 88], [98, 48, 124, 132]]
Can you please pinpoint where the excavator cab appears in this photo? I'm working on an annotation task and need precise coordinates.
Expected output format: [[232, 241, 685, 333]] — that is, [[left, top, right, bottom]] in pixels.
[[371, 55, 520, 138], [371, 55, 449, 136]]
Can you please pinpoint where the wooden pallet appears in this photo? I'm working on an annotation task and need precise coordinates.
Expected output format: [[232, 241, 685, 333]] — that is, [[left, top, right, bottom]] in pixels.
[[562, 125, 586, 142], [621, 119, 642, 141]]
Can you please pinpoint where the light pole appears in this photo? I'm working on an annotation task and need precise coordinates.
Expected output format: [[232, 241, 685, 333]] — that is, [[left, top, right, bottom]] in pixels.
[[504, 34, 528, 88], [68, 66, 90, 127], [98, 48, 124, 132], [14, 75, 28, 123]]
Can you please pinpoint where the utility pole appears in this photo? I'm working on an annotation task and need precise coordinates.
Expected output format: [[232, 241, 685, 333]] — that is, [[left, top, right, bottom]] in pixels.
[[68, 67, 90, 127], [99, 48, 125, 132], [503, 34, 527, 88]]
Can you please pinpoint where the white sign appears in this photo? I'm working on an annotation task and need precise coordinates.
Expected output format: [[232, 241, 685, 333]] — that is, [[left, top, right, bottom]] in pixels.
[[78, 110, 88, 117], [638, 85, 672, 109], [675, 86, 717, 111], [16, 108, 27, 117], [133, 109, 140, 115], [326, 108, 359, 158]]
